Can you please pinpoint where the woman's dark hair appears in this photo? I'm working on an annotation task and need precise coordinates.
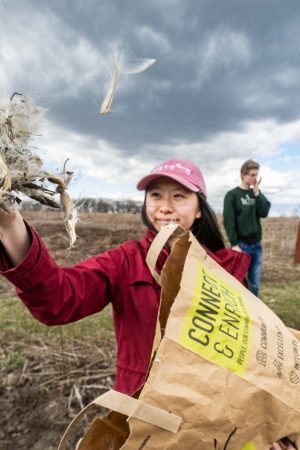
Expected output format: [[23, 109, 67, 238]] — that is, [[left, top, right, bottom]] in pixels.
[[141, 192, 225, 253]]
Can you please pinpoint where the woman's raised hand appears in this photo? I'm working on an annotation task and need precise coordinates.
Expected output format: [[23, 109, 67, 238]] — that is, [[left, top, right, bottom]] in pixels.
[[0, 207, 31, 266]]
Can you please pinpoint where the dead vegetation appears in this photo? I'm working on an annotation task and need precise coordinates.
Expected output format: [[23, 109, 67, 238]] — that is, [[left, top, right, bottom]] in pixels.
[[0, 211, 299, 450], [0, 338, 116, 450], [0, 94, 78, 248]]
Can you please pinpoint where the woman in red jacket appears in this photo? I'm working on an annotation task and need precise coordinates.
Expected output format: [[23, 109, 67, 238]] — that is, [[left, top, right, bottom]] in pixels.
[[0, 158, 250, 394], [0, 158, 295, 450]]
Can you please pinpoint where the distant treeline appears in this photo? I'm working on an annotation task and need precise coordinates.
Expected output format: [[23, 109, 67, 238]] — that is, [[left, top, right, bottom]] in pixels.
[[21, 197, 143, 213]]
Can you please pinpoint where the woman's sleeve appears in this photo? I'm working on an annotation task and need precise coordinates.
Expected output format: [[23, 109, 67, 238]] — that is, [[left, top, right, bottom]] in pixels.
[[0, 225, 119, 326]]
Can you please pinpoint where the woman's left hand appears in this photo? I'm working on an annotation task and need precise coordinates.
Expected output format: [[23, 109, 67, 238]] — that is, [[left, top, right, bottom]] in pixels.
[[271, 440, 296, 449]]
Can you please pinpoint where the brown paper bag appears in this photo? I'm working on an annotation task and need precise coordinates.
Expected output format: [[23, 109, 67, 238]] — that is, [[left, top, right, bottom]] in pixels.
[[59, 225, 300, 450]]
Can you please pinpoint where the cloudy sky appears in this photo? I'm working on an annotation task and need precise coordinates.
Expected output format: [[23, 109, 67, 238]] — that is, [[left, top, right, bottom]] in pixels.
[[1, 0, 300, 215]]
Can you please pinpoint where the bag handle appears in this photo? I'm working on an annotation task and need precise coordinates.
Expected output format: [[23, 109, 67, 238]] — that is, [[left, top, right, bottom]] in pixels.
[[58, 390, 182, 450], [59, 226, 186, 450], [146, 224, 186, 284]]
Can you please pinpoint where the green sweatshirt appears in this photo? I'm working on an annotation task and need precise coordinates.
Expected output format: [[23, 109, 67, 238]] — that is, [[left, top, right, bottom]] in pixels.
[[223, 187, 271, 246]]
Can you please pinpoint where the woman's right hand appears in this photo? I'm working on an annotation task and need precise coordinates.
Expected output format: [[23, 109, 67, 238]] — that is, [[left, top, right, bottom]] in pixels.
[[231, 244, 242, 252], [0, 205, 18, 228], [271, 440, 297, 449], [0, 207, 31, 266]]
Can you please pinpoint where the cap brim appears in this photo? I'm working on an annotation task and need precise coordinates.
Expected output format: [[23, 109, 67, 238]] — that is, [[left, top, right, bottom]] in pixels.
[[136, 173, 199, 192]]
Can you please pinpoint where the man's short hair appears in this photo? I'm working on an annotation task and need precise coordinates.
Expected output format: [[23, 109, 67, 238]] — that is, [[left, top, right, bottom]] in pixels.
[[240, 159, 260, 175]]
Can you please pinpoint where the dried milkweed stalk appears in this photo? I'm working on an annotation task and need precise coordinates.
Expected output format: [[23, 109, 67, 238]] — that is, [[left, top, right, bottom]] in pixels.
[[47, 159, 78, 248], [0, 93, 78, 248]]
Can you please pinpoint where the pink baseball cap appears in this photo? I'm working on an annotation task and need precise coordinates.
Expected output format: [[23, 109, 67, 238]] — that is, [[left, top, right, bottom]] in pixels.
[[136, 158, 207, 197]]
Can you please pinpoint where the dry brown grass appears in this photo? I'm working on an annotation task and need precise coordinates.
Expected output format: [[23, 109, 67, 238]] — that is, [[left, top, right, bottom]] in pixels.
[[0, 210, 299, 450], [0, 210, 298, 309], [218, 214, 300, 281], [21, 210, 300, 281]]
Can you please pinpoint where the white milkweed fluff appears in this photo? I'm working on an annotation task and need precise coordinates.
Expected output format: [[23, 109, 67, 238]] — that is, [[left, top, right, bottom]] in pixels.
[[0, 93, 78, 248], [100, 53, 156, 115]]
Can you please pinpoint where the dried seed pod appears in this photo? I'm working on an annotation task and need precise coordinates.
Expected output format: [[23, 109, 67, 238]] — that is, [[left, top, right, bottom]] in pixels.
[[0, 94, 78, 247], [60, 189, 77, 248]]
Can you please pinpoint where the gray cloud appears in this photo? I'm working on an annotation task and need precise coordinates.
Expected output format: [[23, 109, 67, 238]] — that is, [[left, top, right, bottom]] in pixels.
[[1, 0, 300, 212]]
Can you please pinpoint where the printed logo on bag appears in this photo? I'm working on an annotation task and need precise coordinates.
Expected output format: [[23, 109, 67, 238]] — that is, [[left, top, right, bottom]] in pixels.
[[180, 264, 252, 376], [241, 443, 256, 450]]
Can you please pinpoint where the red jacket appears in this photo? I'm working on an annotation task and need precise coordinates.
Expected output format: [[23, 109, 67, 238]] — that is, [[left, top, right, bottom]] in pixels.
[[0, 225, 250, 395]]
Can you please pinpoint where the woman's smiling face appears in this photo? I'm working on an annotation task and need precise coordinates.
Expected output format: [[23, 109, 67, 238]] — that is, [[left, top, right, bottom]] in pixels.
[[145, 177, 201, 231]]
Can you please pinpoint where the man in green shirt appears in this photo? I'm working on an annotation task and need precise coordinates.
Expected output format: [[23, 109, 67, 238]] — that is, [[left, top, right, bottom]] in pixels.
[[223, 159, 271, 296]]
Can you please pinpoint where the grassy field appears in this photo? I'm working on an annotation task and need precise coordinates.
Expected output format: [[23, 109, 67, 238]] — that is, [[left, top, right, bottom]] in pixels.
[[1, 279, 300, 343], [0, 210, 300, 358], [0, 211, 300, 450], [1, 211, 299, 337], [0, 296, 114, 343], [260, 281, 300, 328]]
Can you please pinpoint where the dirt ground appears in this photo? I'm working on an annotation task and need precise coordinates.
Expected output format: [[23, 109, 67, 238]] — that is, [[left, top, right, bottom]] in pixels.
[[0, 338, 116, 450], [1, 211, 146, 450], [0, 211, 300, 449]]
